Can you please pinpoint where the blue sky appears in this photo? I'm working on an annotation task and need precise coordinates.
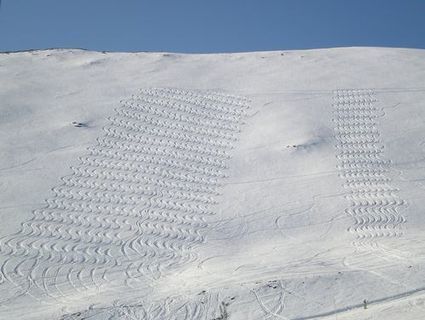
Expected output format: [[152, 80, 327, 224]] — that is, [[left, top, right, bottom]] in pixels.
[[0, 0, 424, 53]]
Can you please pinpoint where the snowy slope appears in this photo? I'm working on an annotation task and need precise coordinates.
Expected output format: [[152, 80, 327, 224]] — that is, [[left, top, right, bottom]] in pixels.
[[1, 47, 425, 320]]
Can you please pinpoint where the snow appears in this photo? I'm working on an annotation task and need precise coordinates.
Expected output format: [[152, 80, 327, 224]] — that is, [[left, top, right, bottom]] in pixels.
[[0, 47, 425, 319]]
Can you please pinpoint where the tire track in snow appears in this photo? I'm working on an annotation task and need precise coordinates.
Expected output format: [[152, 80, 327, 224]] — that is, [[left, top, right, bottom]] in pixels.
[[0, 88, 249, 301], [333, 89, 406, 245]]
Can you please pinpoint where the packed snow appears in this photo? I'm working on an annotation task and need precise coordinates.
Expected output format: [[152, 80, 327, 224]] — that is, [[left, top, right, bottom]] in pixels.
[[1, 47, 425, 319]]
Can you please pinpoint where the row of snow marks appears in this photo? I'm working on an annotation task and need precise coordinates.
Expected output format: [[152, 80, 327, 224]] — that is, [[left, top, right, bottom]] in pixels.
[[93, 135, 229, 172], [0, 240, 114, 299], [100, 126, 232, 162], [334, 106, 380, 116], [334, 88, 375, 96], [44, 197, 140, 220], [129, 94, 244, 123], [75, 162, 218, 196], [98, 131, 231, 162], [3, 221, 120, 266], [120, 103, 241, 133], [334, 92, 377, 100], [336, 149, 383, 161], [334, 123, 378, 135], [336, 126, 380, 143], [332, 118, 377, 129], [24, 215, 124, 248], [104, 127, 232, 159], [147, 87, 251, 105], [346, 209, 406, 239], [109, 113, 238, 143], [51, 184, 145, 206], [341, 176, 392, 189], [333, 89, 406, 244], [103, 122, 234, 155], [148, 92, 250, 117], [62, 172, 216, 205], [333, 98, 379, 106], [61, 173, 154, 198], [106, 115, 237, 149], [34, 204, 140, 262], [28, 255, 109, 298], [135, 218, 204, 244], [338, 167, 388, 178], [140, 88, 250, 114], [86, 146, 227, 180], [335, 141, 382, 151], [337, 158, 391, 171], [73, 156, 219, 196], [71, 162, 222, 197], [123, 225, 202, 255], [82, 149, 223, 187], [333, 113, 383, 122]]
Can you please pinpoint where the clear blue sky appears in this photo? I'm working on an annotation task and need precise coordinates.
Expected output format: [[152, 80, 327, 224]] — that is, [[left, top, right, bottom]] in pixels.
[[1, 0, 424, 53]]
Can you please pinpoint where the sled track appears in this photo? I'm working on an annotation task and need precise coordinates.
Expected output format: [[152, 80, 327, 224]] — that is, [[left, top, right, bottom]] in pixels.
[[333, 89, 406, 244], [0, 88, 249, 301]]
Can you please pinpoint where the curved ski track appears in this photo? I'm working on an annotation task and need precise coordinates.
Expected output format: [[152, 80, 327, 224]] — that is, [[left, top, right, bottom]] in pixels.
[[0, 88, 250, 302], [333, 89, 406, 245]]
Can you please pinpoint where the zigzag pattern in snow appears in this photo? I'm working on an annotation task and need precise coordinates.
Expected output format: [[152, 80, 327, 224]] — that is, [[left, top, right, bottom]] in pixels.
[[333, 89, 406, 245], [0, 88, 249, 301]]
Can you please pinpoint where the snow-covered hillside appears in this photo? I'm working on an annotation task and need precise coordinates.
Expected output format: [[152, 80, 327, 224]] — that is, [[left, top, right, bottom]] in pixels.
[[1, 47, 425, 320]]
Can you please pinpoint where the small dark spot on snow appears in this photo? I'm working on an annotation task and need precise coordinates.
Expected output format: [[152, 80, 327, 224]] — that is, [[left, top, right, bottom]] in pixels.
[[72, 121, 87, 128]]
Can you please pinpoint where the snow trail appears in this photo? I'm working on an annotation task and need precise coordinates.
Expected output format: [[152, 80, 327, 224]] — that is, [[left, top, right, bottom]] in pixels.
[[0, 88, 250, 301], [333, 89, 406, 246]]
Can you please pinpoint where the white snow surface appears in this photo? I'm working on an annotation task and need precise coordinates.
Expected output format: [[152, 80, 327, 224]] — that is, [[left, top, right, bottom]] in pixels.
[[0, 47, 425, 319]]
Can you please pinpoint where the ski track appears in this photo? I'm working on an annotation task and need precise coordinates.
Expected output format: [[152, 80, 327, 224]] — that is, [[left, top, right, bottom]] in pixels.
[[0, 88, 250, 302], [333, 89, 406, 246], [60, 292, 227, 320], [59, 279, 289, 320]]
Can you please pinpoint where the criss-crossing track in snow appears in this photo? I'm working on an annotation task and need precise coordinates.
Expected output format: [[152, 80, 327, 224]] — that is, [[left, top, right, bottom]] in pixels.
[[0, 88, 250, 302], [333, 89, 406, 245]]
